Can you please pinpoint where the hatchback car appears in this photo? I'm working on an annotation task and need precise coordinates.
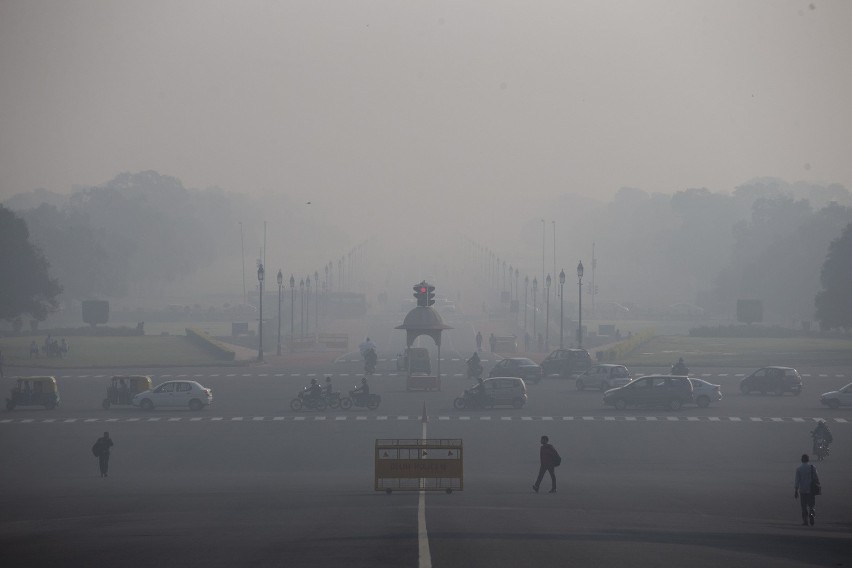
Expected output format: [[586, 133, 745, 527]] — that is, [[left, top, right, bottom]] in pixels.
[[739, 367, 802, 396], [132, 380, 213, 411], [603, 375, 693, 410], [489, 357, 544, 384], [688, 378, 723, 408], [540, 349, 593, 378], [820, 383, 852, 409], [575, 364, 633, 391]]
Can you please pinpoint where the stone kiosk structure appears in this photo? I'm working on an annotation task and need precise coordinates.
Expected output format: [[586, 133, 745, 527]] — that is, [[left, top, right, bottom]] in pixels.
[[395, 283, 452, 391]]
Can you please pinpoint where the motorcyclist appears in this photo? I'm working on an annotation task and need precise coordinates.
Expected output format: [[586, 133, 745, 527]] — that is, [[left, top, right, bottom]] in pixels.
[[364, 347, 378, 373], [353, 377, 370, 394], [470, 377, 487, 405], [671, 358, 689, 376], [811, 420, 833, 455], [466, 352, 482, 378], [303, 378, 323, 400], [323, 376, 333, 396]]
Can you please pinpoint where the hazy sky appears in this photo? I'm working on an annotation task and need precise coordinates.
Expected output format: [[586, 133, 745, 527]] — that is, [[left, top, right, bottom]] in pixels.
[[2, 0, 851, 222]]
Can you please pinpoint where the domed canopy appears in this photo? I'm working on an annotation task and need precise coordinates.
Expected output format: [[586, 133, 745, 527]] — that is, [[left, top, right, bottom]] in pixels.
[[395, 306, 453, 346]]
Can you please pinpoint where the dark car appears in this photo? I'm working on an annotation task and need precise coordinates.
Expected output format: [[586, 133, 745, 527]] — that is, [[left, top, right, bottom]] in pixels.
[[540, 349, 593, 378], [603, 375, 694, 410], [740, 366, 802, 396], [488, 357, 544, 384]]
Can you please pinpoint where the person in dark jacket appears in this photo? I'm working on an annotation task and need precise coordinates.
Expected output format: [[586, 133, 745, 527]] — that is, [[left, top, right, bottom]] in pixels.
[[94, 431, 114, 478], [533, 435, 560, 493]]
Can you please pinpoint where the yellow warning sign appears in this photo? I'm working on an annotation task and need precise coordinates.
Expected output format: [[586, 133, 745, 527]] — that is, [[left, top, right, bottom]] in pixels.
[[374, 439, 463, 493]]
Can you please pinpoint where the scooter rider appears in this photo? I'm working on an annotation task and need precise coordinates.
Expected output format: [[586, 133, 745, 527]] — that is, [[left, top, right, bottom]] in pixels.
[[466, 351, 482, 378], [811, 420, 833, 454], [671, 358, 689, 376]]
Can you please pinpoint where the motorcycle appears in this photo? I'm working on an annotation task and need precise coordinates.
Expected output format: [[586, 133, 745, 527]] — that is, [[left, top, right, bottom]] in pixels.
[[453, 387, 491, 410], [364, 348, 377, 375], [339, 389, 381, 410], [290, 390, 328, 411]]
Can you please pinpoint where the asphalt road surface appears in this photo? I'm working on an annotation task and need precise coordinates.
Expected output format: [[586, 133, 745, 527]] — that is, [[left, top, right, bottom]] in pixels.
[[2, 358, 851, 567]]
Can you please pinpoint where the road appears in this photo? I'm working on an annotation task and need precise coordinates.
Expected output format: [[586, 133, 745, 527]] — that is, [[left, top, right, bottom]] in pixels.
[[2, 355, 851, 567]]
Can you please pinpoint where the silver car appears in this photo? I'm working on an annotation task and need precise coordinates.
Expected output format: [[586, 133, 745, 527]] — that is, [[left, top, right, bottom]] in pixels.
[[576, 364, 632, 391], [132, 379, 213, 411], [688, 378, 723, 408]]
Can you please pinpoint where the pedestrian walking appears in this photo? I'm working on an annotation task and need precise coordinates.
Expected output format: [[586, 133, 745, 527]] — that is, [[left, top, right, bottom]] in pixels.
[[794, 453, 821, 526], [489, 333, 497, 353], [475, 331, 483, 352], [532, 435, 561, 493], [92, 431, 114, 478]]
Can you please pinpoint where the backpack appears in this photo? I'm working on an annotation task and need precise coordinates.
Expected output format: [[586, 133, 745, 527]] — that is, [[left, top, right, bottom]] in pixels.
[[554, 454, 562, 467], [91, 440, 102, 457]]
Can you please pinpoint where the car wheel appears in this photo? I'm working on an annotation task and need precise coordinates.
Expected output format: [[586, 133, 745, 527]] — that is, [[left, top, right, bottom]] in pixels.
[[140, 399, 154, 411], [669, 398, 683, 411], [102, 399, 110, 410], [614, 399, 627, 410], [576, 379, 585, 391], [696, 395, 710, 408], [512, 397, 525, 409], [600, 381, 610, 392], [340, 397, 353, 410], [289, 398, 303, 411], [740, 383, 750, 395], [453, 397, 467, 410], [827, 399, 840, 409], [188, 399, 203, 411]]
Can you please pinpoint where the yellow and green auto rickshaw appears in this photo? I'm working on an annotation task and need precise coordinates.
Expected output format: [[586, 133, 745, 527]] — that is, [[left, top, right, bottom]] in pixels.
[[102, 375, 152, 409], [6, 376, 61, 410]]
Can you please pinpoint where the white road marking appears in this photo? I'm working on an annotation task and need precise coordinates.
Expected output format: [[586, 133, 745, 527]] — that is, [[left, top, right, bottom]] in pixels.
[[419, 412, 432, 568]]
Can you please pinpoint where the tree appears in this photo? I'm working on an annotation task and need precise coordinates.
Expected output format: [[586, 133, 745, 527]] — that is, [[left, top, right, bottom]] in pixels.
[[815, 222, 852, 331], [0, 205, 63, 322]]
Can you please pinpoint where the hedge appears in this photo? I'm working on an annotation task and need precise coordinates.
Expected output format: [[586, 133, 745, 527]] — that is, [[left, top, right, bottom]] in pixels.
[[185, 327, 236, 361]]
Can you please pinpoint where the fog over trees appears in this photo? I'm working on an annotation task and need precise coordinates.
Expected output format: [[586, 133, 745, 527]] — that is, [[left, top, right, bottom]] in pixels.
[[3, 172, 852, 328]]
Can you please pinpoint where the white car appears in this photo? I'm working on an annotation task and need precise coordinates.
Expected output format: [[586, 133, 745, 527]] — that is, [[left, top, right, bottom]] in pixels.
[[575, 364, 632, 391], [820, 383, 852, 409], [688, 378, 722, 408], [132, 380, 213, 411]]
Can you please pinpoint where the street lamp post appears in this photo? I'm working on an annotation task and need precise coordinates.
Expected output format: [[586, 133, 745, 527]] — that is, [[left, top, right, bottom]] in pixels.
[[289, 275, 295, 346], [524, 276, 529, 332], [300, 279, 305, 335], [532, 277, 538, 351], [559, 269, 566, 348], [257, 263, 265, 362], [577, 261, 584, 348], [276, 270, 283, 356], [545, 274, 551, 352], [306, 276, 311, 335], [314, 270, 319, 333]]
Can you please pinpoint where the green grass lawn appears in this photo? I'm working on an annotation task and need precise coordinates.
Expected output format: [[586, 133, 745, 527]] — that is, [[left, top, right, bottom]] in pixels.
[[622, 335, 852, 368], [0, 335, 239, 369]]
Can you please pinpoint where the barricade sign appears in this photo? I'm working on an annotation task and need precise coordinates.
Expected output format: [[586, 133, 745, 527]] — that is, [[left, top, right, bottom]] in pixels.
[[375, 439, 463, 493]]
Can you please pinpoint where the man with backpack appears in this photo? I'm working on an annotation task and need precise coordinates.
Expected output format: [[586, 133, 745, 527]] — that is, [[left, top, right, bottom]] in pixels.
[[532, 435, 561, 493]]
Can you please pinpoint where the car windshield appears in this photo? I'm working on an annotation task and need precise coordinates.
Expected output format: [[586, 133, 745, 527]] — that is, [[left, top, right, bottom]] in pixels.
[[513, 358, 536, 366]]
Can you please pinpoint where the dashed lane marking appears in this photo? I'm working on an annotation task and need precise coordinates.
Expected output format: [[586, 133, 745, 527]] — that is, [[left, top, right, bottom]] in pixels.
[[1, 415, 849, 424]]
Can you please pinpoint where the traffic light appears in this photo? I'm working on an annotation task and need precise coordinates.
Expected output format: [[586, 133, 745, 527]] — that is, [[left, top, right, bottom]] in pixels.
[[413, 282, 428, 307], [426, 284, 435, 306]]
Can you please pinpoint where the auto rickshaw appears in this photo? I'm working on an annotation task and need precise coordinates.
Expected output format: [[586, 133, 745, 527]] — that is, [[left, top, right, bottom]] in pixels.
[[102, 375, 152, 409], [6, 376, 61, 410]]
